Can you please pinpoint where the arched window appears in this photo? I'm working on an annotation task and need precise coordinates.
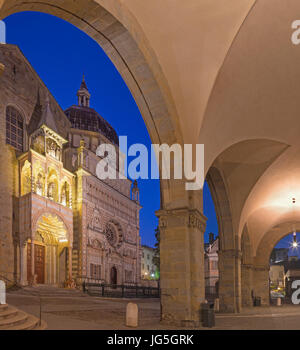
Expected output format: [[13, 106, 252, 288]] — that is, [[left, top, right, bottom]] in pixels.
[[6, 106, 24, 152]]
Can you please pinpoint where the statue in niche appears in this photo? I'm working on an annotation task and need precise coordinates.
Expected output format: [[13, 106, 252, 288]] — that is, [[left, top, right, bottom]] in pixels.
[[72, 154, 77, 168], [61, 189, 66, 206], [47, 182, 55, 201], [61, 183, 69, 207], [46, 138, 61, 160], [36, 174, 44, 196]]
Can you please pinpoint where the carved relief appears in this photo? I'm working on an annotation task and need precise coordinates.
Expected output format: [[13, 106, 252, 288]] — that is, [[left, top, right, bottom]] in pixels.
[[46, 138, 61, 160]]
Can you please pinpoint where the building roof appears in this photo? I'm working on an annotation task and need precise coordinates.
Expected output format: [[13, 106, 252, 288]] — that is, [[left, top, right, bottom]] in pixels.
[[205, 236, 219, 253], [65, 105, 118, 145], [65, 77, 119, 145], [272, 259, 300, 273], [37, 94, 59, 134], [142, 245, 155, 251]]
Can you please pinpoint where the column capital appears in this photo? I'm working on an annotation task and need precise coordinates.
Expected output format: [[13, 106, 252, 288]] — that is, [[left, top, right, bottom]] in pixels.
[[241, 263, 253, 270], [156, 207, 207, 232]]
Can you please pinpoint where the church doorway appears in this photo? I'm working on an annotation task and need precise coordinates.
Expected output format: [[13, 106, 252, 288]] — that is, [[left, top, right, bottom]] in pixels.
[[111, 266, 117, 285], [27, 243, 45, 284], [27, 244, 45, 284], [26, 213, 71, 286]]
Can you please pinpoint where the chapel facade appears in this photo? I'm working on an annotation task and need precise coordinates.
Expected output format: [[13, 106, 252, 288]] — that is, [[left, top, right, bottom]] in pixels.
[[0, 44, 142, 287]]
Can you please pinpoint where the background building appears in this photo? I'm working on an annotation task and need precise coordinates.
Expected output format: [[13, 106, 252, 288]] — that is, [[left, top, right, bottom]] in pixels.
[[204, 233, 219, 300], [270, 248, 289, 264], [141, 245, 158, 280], [269, 264, 285, 289]]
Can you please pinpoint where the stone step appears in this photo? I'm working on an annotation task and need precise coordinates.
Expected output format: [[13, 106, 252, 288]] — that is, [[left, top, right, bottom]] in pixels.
[[12, 287, 86, 298], [0, 304, 9, 312], [0, 305, 47, 330], [0, 305, 19, 319], [0, 311, 28, 329], [8, 314, 39, 330]]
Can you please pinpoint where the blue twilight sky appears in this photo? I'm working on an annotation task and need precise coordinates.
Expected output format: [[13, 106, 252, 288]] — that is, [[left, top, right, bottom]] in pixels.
[[4, 11, 219, 246], [274, 232, 300, 257]]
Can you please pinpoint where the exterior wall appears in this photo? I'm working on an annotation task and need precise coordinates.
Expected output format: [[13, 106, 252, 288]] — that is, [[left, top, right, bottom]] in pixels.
[[141, 245, 157, 279], [0, 44, 69, 284], [269, 265, 285, 287], [77, 170, 141, 285], [204, 238, 219, 290]]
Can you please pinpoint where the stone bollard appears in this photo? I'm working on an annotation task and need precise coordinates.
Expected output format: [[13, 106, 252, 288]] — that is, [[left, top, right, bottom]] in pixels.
[[277, 297, 281, 306], [0, 280, 6, 305], [214, 298, 220, 312], [126, 302, 138, 327]]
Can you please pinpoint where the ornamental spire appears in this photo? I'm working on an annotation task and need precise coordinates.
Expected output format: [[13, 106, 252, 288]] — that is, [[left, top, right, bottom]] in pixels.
[[77, 74, 91, 107]]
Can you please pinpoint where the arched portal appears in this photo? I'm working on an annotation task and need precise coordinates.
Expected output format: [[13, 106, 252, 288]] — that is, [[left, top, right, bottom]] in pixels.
[[26, 213, 72, 286], [110, 266, 117, 285]]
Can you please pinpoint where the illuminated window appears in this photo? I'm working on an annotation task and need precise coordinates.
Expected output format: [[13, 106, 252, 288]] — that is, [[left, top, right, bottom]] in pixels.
[[6, 106, 24, 152]]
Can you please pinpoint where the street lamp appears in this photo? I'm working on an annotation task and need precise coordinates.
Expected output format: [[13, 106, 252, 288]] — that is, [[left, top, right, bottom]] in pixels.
[[291, 198, 298, 248], [293, 232, 298, 248]]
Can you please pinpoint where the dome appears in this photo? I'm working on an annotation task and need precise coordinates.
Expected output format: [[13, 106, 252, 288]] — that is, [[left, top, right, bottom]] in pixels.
[[65, 105, 119, 145], [64, 76, 119, 145]]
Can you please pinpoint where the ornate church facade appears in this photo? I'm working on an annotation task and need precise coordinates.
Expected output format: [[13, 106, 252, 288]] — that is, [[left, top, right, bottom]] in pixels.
[[0, 44, 142, 287]]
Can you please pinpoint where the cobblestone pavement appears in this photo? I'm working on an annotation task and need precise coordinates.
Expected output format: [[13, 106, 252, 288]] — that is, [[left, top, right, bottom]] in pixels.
[[6, 292, 300, 330]]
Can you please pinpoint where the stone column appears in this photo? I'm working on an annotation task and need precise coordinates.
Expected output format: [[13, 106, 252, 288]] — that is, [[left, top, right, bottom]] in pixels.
[[53, 246, 57, 284], [156, 208, 206, 327], [68, 246, 73, 279], [218, 249, 242, 313], [19, 242, 27, 286], [253, 265, 270, 305], [241, 263, 253, 307]]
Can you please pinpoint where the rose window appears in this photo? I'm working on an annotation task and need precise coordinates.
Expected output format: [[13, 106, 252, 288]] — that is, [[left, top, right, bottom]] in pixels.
[[105, 224, 117, 247]]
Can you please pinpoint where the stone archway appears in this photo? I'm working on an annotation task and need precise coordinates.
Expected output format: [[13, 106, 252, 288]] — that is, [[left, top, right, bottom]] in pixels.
[[254, 222, 300, 305], [206, 166, 241, 313], [205, 138, 292, 313], [0, 0, 206, 326]]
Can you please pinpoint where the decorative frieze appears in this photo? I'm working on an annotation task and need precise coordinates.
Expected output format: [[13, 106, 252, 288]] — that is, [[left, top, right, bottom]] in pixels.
[[156, 208, 206, 232]]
